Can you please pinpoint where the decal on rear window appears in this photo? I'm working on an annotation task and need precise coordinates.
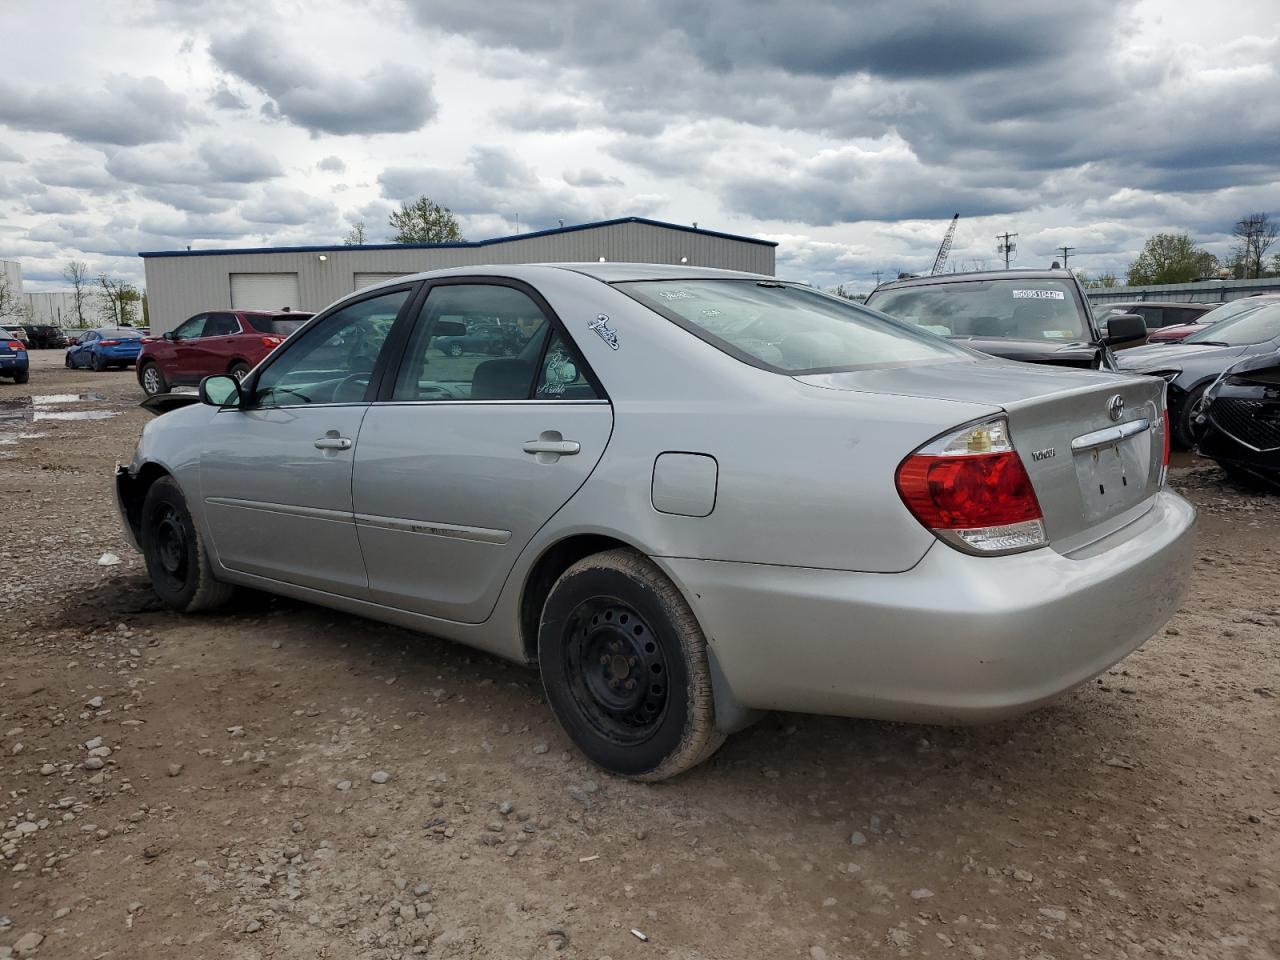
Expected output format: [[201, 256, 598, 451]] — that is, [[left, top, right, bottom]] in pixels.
[[587, 314, 619, 350], [658, 290, 694, 301], [1012, 290, 1066, 300]]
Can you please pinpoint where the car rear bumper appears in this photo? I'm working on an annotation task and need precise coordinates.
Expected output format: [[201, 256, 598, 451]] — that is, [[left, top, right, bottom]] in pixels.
[[0, 355, 28, 372], [658, 489, 1196, 725]]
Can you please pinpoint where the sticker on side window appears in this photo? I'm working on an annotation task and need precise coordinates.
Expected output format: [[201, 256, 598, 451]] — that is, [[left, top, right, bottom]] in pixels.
[[1012, 289, 1066, 300]]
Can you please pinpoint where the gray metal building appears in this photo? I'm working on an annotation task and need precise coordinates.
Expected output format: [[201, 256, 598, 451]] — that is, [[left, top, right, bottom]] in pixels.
[[140, 217, 777, 335]]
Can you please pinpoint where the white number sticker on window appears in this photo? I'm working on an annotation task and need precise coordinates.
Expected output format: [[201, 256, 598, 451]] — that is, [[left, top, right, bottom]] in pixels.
[[1012, 290, 1066, 300]]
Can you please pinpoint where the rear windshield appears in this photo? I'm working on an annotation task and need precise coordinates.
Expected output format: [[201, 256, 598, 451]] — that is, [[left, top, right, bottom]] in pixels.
[[104, 329, 143, 339], [1184, 304, 1280, 345], [869, 279, 1088, 342], [621, 280, 965, 374], [245, 314, 310, 335]]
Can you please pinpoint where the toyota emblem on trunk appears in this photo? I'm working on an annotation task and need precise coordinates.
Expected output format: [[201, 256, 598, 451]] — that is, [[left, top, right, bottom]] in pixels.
[[1106, 394, 1124, 421]]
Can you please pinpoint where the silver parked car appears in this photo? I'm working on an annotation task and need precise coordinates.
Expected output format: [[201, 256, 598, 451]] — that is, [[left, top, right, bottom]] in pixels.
[[115, 264, 1196, 779]]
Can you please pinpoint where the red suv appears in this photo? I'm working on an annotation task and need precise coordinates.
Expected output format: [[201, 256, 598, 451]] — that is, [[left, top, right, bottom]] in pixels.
[[137, 310, 312, 395]]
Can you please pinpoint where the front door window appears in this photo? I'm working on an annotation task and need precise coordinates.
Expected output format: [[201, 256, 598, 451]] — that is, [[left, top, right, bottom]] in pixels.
[[252, 288, 411, 408]]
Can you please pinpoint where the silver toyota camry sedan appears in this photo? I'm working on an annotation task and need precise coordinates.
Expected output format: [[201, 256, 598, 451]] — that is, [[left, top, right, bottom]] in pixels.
[[115, 264, 1196, 780]]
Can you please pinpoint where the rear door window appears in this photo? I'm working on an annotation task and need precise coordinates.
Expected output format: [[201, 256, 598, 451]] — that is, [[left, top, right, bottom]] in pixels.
[[204, 313, 239, 337]]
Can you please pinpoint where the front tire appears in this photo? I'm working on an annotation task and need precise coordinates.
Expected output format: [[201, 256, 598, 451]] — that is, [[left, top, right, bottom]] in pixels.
[[447, 343, 464, 357], [139, 361, 167, 396], [1173, 385, 1207, 450], [140, 476, 235, 613], [538, 549, 724, 781]]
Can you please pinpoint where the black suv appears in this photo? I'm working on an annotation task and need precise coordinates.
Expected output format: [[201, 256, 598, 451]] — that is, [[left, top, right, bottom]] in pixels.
[[865, 269, 1145, 371], [20, 324, 68, 349]]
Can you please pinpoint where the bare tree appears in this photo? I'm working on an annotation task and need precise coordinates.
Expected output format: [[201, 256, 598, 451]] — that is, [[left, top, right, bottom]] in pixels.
[[343, 221, 367, 246], [63, 260, 92, 327], [1231, 213, 1279, 279], [0, 272, 24, 323]]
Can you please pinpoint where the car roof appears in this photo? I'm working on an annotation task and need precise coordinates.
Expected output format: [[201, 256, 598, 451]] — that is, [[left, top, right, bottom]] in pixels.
[[237, 309, 314, 316], [1098, 300, 1214, 309], [363, 262, 775, 288], [872, 268, 1078, 290]]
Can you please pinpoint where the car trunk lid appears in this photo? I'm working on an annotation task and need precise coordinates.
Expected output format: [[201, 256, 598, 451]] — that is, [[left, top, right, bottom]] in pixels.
[[797, 359, 1168, 550]]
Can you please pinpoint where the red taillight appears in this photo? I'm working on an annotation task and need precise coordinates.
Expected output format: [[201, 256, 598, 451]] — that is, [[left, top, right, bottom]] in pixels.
[[895, 417, 1048, 555], [99, 339, 120, 346], [5, 341, 22, 351], [896, 452, 1044, 529], [261, 336, 283, 348]]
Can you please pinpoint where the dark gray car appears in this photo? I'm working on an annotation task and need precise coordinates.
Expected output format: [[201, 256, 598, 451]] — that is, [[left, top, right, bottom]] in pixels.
[[867, 269, 1144, 370], [1117, 302, 1280, 448]]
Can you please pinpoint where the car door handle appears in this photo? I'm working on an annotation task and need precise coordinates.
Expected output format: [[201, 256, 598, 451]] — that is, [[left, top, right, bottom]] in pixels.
[[523, 440, 580, 456], [314, 436, 353, 450]]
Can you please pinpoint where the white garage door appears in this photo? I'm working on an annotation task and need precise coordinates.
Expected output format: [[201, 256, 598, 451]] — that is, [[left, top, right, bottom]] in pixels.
[[230, 273, 300, 310], [353, 272, 409, 290]]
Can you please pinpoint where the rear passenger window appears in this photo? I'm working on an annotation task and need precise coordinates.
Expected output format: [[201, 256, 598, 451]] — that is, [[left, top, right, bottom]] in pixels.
[[536, 331, 600, 400], [392, 284, 552, 401], [204, 313, 238, 336]]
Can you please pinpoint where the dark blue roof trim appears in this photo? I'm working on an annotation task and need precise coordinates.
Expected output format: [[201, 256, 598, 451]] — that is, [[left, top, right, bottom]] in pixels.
[[139, 216, 778, 258]]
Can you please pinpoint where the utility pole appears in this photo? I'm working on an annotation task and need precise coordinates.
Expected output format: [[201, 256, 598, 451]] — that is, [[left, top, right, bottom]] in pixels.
[[871, 270, 884, 286], [1057, 245, 1075, 268], [996, 232, 1018, 269]]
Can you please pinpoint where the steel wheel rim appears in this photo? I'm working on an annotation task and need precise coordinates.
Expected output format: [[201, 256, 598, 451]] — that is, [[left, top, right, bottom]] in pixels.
[[152, 504, 190, 590], [563, 598, 669, 745]]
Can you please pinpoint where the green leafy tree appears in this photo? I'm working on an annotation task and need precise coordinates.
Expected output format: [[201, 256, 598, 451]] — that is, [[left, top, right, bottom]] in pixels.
[[388, 197, 464, 243], [97, 276, 141, 326], [1126, 234, 1218, 285]]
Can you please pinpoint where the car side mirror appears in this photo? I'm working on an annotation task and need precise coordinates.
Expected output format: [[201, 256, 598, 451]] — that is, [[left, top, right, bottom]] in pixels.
[[163, 331, 177, 341], [1102, 313, 1146, 345], [199, 374, 242, 408]]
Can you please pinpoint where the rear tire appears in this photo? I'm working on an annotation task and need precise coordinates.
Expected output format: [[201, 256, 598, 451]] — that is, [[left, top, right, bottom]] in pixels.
[[447, 343, 463, 357], [140, 361, 167, 396], [229, 361, 251, 382], [92, 353, 106, 372], [14, 370, 28, 384], [140, 476, 235, 613], [538, 548, 724, 781]]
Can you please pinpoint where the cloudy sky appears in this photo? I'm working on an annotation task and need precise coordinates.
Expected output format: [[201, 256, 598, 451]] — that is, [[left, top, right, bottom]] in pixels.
[[1, 0, 1278, 293]]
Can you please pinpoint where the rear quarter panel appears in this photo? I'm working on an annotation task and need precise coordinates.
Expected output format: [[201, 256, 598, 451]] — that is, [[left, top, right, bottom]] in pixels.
[[531, 272, 996, 573]]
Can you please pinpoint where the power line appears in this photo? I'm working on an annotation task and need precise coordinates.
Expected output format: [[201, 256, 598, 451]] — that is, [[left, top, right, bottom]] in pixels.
[[1057, 245, 1075, 268]]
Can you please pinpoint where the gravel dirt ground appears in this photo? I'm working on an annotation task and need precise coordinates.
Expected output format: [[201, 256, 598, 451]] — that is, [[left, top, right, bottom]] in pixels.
[[1, 349, 1277, 960]]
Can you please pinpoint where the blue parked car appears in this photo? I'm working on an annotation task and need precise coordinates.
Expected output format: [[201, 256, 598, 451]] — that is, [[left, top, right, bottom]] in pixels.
[[1, 329, 29, 383], [65, 327, 145, 371]]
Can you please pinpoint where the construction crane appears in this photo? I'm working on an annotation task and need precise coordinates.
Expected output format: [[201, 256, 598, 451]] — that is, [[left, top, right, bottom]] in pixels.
[[930, 213, 959, 275]]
